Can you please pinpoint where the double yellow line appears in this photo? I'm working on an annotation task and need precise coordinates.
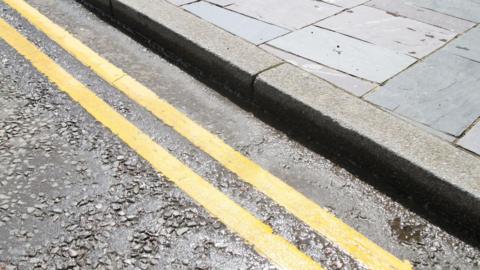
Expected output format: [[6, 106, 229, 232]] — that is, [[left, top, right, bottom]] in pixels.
[[0, 14, 323, 270], [0, 1, 412, 269]]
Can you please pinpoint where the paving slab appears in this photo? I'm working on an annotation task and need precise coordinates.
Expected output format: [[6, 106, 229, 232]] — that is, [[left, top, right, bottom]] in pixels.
[[207, 0, 235, 6], [316, 5, 456, 58], [412, 0, 480, 22], [268, 26, 416, 83], [458, 121, 480, 155], [444, 26, 480, 62], [226, 0, 342, 30], [322, 0, 369, 8], [393, 111, 457, 142], [167, 0, 196, 6], [365, 51, 480, 137], [260, 44, 376, 96], [365, 0, 475, 33], [183, 1, 289, 45]]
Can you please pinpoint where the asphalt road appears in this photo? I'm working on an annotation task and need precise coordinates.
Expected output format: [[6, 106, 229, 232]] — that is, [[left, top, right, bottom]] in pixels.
[[0, 0, 479, 269]]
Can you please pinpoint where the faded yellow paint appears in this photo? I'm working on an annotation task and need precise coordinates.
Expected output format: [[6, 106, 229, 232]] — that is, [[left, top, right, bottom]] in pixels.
[[4, 0, 413, 269], [0, 17, 325, 270]]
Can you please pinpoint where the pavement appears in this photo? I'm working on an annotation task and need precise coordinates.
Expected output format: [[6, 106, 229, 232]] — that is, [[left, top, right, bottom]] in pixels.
[[169, 0, 480, 156], [0, 0, 479, 269]]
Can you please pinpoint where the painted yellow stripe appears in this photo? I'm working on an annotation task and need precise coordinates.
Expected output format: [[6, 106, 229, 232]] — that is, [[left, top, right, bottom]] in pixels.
[[0, 17, 324, 270], [4, 1, 412, 269]]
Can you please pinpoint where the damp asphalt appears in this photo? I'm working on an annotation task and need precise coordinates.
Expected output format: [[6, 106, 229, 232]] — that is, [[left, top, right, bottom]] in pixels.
[[0, 0, 479, 269]]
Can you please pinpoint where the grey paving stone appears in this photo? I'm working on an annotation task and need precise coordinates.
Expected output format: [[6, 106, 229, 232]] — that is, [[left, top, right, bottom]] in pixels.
[[393, 112, 456, 142], [317, 5, 456, 58], [412, 0, 480, 22], [206, 0, 235, 6], [445, 26, 480, 62], [267, 26, 416, 83], [322, 0, 369, 8], [166, 0, 196, 6], [183, 1, 289, 45], [366, 0, 475, 33], [458, 121, 480, 155], [226, 0, 342, 30], [260, 44, 376, 96], [365, 51, 480, 137]]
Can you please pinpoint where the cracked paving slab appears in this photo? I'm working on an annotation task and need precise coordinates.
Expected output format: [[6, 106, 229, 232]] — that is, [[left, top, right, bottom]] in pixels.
[[316, 5, 456, 58]]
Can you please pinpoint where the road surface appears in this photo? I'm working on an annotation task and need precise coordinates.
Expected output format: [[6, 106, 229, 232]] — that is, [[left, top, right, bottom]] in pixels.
[[0, 0, 478, 269]]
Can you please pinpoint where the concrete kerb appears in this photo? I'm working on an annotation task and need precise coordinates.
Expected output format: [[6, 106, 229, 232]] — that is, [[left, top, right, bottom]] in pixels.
[[109, 0, 282, 97], [254, 63, 480, 224], [83, 0, 110, 13], [79, 0, 480, 228]]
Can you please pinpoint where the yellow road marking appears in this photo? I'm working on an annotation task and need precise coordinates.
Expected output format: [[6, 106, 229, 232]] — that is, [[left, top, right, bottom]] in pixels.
[[0, 17, 325, 270], [4, 1, 412, 269]]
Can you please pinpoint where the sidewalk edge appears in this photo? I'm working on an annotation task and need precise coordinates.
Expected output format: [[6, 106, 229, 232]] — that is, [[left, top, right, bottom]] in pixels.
[[80, 0, 480, 228], [254, 63, 480, 225], [108, 0, 281, 98]]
